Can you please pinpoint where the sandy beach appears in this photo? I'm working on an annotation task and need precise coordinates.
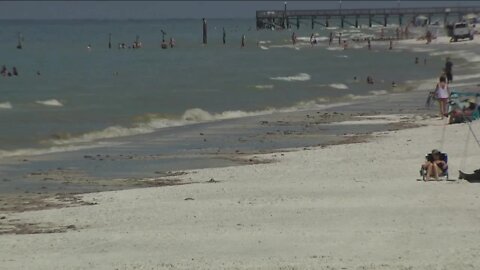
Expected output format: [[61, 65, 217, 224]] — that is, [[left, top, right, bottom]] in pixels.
[[1, 112, 480, 269], [2, 15, 480, 269]]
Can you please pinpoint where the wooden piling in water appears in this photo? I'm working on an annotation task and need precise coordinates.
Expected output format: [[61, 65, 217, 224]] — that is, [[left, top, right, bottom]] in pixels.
[[202, 18, 207, 44]]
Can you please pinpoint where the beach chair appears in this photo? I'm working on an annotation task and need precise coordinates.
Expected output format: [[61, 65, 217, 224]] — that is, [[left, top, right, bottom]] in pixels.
[[420, 152, 449, 181]]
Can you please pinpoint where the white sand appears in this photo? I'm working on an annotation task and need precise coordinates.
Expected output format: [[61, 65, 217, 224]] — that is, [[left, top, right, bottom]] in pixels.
[[1, 116, 480, 269]]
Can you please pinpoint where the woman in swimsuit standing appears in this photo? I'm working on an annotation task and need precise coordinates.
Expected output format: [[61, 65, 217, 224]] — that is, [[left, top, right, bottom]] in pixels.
[[435, 76, 450, 119]]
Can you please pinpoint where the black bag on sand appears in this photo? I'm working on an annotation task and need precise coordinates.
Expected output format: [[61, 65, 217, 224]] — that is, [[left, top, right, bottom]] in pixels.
[[459, 169, 480, 182]]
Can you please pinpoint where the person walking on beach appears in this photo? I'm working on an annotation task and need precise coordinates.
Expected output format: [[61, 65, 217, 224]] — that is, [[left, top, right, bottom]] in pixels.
[[445, 57, 453, 83], [329, 32, 333, 46], [434, 76, 450, 119], [241, 34, 246, 48], [426, 30, 432, 44], [291, 32, 297, 45], [367, 38, 371, 50], [389, 39, 393, 50]]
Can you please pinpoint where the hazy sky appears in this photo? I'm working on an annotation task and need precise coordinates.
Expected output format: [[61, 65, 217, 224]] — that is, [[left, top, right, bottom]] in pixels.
[[1, 1, 478, 19]]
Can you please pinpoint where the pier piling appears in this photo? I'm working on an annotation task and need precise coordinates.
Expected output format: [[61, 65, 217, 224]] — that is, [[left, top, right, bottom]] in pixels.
[[202, 18, 207, 44]]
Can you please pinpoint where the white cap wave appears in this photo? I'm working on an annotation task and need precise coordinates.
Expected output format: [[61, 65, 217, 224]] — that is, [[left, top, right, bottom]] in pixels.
[[0, 102, 12, 109], [36, 99, 63, 107], [270, 73, 311, 82]]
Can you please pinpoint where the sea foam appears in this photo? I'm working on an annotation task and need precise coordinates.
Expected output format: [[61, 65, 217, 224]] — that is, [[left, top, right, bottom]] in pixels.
[[329, 83, 349, 90]]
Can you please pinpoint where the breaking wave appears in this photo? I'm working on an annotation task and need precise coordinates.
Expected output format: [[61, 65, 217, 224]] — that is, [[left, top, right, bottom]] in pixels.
[[49, 99, 354, 147], [329, 83, 349, 90], [270, 73, 311, 82], [0, 102, 12, 109], [36, 99, 63, 107], [0, 97, 363, 159], [2, 89, 404, 159]]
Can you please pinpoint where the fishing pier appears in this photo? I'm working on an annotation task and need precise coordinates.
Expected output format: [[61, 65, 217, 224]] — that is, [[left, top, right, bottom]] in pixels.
[[256, 6, 480, 30]]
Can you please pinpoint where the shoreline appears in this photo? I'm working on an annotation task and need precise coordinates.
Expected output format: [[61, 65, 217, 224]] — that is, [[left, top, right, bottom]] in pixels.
[[0, 109, 426, 214], [1, 34, 479, 209]]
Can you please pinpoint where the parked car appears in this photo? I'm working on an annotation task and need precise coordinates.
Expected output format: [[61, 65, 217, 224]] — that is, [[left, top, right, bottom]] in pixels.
[[450, 22, 474, 42]]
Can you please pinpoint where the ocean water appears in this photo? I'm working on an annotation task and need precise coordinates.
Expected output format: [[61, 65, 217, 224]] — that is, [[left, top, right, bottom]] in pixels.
[[0, 19, 444, 155]]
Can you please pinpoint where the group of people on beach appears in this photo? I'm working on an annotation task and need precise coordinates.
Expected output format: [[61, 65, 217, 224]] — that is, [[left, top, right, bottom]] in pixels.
[[1, 65, 18, 77], [422, 56, 480, 181]]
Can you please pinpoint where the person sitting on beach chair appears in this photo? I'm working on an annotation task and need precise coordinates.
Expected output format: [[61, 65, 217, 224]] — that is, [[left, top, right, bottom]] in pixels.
[[448, 98, 478, 124], [420, 149, 448, 181]]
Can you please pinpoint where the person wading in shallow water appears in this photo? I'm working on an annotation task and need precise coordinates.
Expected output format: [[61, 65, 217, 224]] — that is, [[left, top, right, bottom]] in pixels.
[[445, 57, 453, 83]]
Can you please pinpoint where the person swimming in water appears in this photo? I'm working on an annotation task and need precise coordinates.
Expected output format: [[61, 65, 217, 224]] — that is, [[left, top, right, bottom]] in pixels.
[[0, 65, 6, 77], [367, 76, 374, 84]]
